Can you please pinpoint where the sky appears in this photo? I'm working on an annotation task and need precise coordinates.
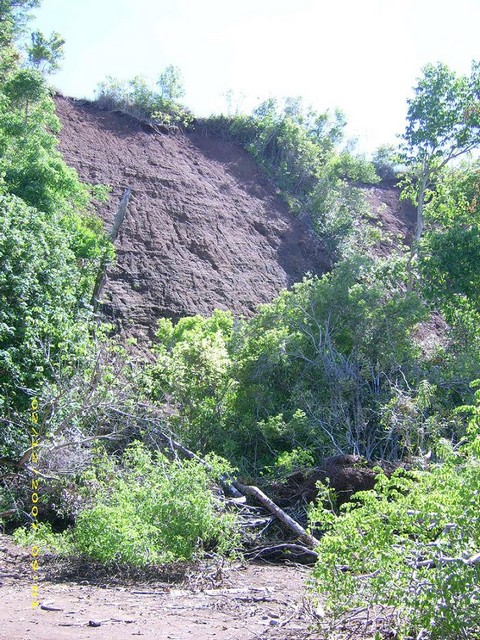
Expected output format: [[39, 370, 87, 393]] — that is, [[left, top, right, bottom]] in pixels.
[[30, 0, 480, 154]]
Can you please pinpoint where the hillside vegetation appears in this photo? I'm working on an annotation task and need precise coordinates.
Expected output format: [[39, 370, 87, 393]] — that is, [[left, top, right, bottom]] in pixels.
[[1, 2, 480, 639]]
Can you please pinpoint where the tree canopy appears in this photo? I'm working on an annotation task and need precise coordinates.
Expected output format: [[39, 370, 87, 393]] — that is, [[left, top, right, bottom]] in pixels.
[[401, 62, 480, 245]]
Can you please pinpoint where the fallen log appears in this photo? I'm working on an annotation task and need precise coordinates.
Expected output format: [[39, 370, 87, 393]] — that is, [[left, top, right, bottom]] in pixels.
[[232, 480, 320, 549], [245, 543, 318, 561]]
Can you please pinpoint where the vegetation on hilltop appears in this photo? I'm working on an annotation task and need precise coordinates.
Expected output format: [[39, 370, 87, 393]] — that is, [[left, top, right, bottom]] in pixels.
[[95, 68, 194, 129], [1, 2, 480, 637]]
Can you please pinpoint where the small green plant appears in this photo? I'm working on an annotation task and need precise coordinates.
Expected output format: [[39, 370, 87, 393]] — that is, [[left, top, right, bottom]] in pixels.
[[268, 447, 315, 477], [13, 522, 73, 555]]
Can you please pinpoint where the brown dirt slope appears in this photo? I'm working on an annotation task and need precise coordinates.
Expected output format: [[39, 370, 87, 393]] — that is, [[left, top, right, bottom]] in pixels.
[[361, 180, 416, 255], [55, 96, 329, 339], [55, 97, 415, 340]]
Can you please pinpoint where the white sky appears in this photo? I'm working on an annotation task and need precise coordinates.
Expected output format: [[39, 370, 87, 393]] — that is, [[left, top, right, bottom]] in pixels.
[[31, 0, 480, 154]]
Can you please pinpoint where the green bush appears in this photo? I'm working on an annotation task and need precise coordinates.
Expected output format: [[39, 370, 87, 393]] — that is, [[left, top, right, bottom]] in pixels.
[[309, 387, 480, 639], [13, 443, 239, 566], [0, 51, 111, 427], [148, 310, 235, 454], [13, 522, 73, 555], [266, 445, 315, 477], [72, 443, 238, 565], [145, 256, 427, 470], [0, 193, 104, 422]]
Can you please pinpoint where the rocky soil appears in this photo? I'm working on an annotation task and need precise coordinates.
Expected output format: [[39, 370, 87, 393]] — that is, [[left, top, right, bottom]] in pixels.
[[55, 96, 330, 341], [55, 96, 415, 342]]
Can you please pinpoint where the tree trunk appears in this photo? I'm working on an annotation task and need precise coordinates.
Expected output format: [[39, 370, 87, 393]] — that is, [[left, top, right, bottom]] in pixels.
[[91, 188, 131, 309], [415, 170, 428, 244], [233, 480, 320, 548], [407, 166, 428, 292]]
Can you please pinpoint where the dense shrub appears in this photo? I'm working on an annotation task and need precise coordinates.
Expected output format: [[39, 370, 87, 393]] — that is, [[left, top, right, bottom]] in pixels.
[[146, 257, 428, 470], [148, 310, 235, 454], [0, 192, 107, 424], [15, 443, 239, 565], [309, 385, 480, 639], [76, 444, 237, 564], [0, 27, 112, 440]]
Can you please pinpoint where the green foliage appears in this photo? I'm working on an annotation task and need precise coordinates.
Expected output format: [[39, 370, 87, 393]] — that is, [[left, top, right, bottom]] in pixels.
[[95, 71, 193, 129], [0, 193, 102, 418], [307, 159, 377, 261], [0, 2, 38, 41], [3, 66, 46, 106], [149, 311, 235, 453], [146, 258, 427, 470], [310, 423, 480, 639], [400, 60, 480, 260], [27, 29, 65, 75], [13, 443, 238, 565], [423, 226, 480, 304], [456, 380, 480, 457], [13, 522, 73, 555], [417, 163, 480, 399], [0, 1, 40, 80], [267, 446, 315, 477], [372, 144, 400, 181], [72, 443, 238, 565], [0, 16, 112, 448], [402, 62, 480, 168], [157, 64, 185, 101], [0, 69, 101, 219], [420, 163, 480, 314], [227, 257, 425, 465]]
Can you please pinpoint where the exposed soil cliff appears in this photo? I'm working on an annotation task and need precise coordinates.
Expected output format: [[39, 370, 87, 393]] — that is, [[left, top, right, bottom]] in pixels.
[[55, 96, 330, 339], [54, 96, 415, 340]]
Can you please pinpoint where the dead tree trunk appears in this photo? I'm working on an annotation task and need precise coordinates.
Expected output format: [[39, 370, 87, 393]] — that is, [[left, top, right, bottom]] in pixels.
[[110, 187, 131, 243], [91, 187, 131, 309], [233, 480, 320, 549]]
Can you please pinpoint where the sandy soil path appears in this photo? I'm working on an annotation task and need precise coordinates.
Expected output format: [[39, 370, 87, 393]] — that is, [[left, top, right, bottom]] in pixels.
[[0, 535, 320, 640]]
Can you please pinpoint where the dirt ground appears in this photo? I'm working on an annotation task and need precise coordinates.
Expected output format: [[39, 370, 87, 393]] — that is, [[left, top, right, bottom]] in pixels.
[[0, 534, 322, 640]]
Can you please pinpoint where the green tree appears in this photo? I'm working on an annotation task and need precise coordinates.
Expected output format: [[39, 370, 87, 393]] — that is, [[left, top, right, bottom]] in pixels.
[[228, 257, 425, 465], [157, 64, 185, 101], [0, 0, 40, 79], [149, 311, 235, 453], [0, 193, 100, 416], [27, 29, 65, 74], [0, 6, 111, 426], [401, 61, 480, 286], [418, 163, 480, 397], [420, 163, 480, 313]]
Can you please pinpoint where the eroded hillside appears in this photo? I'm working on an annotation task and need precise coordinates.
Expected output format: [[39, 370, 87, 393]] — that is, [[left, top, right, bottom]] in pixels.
[[55, 96, 415, 339], [55, 96, 330, 338]]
